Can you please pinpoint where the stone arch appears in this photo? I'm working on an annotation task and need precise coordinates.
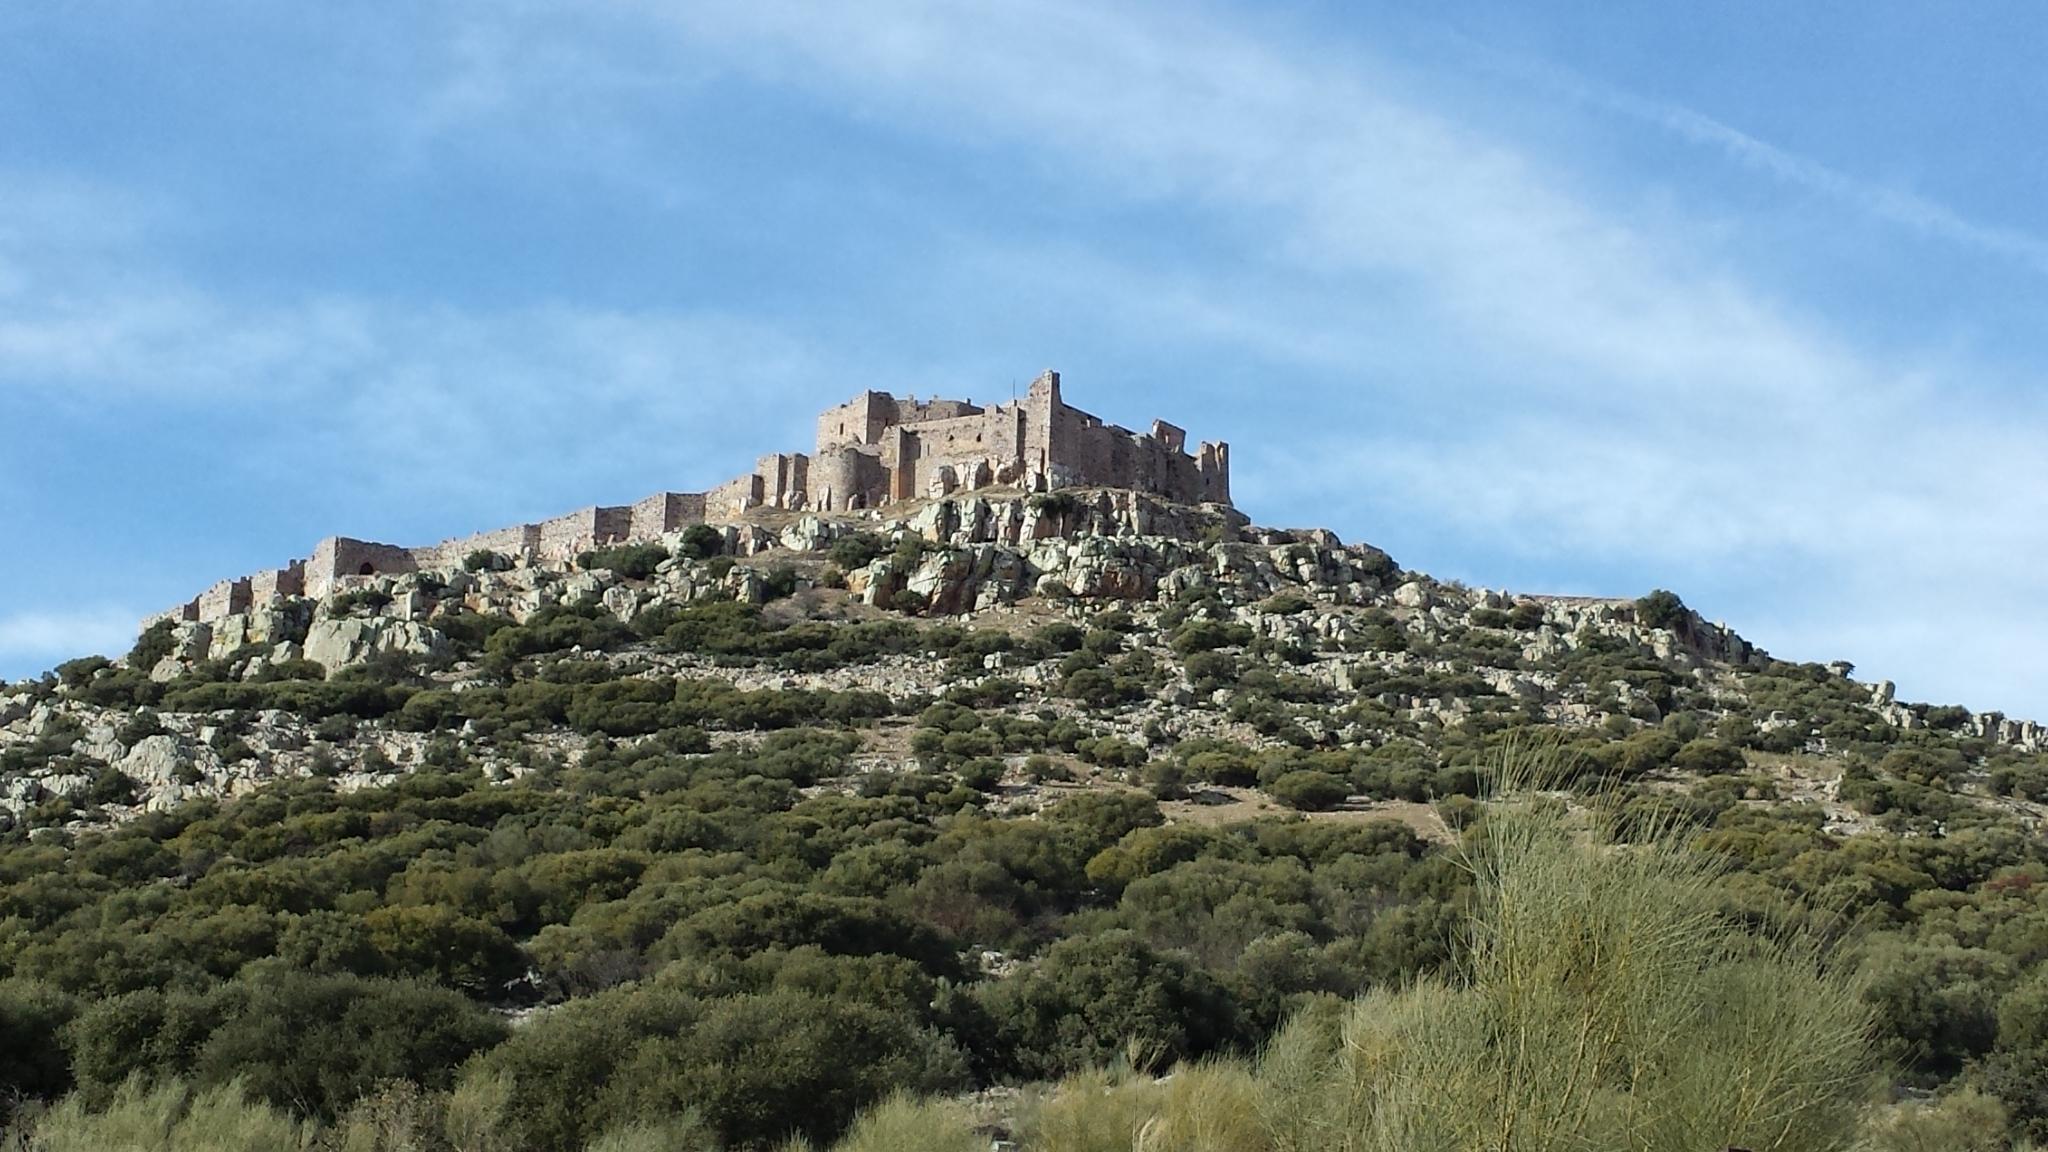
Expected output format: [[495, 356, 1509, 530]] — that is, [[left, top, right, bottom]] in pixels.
[[357, 562, 376, 575]]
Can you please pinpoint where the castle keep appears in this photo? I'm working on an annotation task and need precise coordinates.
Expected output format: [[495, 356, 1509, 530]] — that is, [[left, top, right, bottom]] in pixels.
[[150, 372, 1231, 625]]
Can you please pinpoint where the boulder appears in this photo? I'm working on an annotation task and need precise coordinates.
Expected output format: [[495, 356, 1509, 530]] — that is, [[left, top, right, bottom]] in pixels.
[[1393, 581, 1432, 610], [303, 618, 449, 672]]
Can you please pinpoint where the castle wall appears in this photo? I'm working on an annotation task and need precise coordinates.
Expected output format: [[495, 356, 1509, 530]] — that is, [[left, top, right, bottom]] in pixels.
[[755, 453, 810, 510], [307, 537, 420, 599], [249, 561, 306, 602], [706, 473, 764, 519], [197, 578, 252, 621], [631, 492, 706, 538], [534, 507, 632, 560], [144, 370, 1231, 639], [1041, 383, 1228, 505], [888, 396, 984, 424], [811, 446, 884, 511], [429, 523, 546, 568], [817, 393, 892, 450], [144, 601, 200, 629]]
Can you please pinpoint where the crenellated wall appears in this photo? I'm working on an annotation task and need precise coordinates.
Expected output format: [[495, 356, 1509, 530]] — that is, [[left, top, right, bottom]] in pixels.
[[149, 371, 1230, 626], [811, 370, 1226, 510], [631, 492, 706, 539]]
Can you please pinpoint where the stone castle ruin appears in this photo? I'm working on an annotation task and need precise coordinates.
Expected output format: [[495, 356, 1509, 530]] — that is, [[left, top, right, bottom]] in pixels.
[[150, 371, 1231, 626]]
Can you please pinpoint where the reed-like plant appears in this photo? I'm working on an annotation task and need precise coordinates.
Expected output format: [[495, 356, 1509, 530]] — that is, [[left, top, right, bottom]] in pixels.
[[1256, 776, 1874, 1152]]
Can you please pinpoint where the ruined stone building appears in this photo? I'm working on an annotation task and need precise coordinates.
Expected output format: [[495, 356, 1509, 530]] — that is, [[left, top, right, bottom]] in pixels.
[[807, 371, 1229, 511], [149, 371, 1231, 624]]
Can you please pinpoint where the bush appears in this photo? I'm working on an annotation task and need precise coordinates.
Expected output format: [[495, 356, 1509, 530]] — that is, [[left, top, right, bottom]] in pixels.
[[128, 620, 178, 671], [479, 986, 962, 1150], [1635, 588, 1688, 630], [828, 533, 889, 571], [579, 543, 671, 579], [1267, 770, 1350, 812], [978, 931, 1239, 1079], [677, 524, 725, 561], [197, 972, 505, 1120], [0, 979, 77, 1114]]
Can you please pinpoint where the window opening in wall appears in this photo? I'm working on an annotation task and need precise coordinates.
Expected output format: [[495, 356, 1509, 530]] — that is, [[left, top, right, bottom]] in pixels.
[[357, 562, 376, 575]]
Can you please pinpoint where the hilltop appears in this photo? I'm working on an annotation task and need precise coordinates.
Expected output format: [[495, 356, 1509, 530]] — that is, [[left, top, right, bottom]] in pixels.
[[6, 482, 2043, 835], [5, 384, 2048, 1147]]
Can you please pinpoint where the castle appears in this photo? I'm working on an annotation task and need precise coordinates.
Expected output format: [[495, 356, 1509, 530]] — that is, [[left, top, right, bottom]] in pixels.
[[150, 372, 1231, 625]]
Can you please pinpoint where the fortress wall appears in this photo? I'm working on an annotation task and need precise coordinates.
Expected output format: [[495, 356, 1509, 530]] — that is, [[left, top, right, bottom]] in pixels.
[[754, 453, 810, 509], [593, 506, 633, 543], [632, 492, 706, 538], [249, 561, 306, 602], [535, 507, 632, 559], [890, 397, 984, 424], [1044, 399, 1229, 505], [811, 446, 883, 511], [537, 510, 598, 557], [197, 578, 253, 622], [818, 392, 891, 451], [144, 601, 200, 630], [307, 538, 420, 598], [416, 522, 545, 569], [706, 473, 764, 519]]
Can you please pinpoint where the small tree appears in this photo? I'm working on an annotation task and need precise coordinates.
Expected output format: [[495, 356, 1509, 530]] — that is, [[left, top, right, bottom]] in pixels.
[[1634, 588, 1688, 630], [677, 524, 725, 561]]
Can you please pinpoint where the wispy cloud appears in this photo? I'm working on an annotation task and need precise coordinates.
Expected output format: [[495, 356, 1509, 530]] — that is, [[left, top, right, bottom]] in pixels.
[[0, 608, 138, 667], [1455, 40, 2048, 276], [580, 0, 2048, 711], [5, 3, 2046, 716]]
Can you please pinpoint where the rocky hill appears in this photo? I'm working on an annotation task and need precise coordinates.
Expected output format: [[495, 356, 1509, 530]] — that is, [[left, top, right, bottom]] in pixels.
[[5, 487, 2040, 836], [9, 485, 2048, 1147]]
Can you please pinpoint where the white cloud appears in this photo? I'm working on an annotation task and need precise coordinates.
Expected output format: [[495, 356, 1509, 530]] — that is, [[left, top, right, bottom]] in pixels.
[[5, 4, 2046, 716], [586, 0, 2048, 711], [0, 608, 138, 666], [1454, 41, 2048, 276]]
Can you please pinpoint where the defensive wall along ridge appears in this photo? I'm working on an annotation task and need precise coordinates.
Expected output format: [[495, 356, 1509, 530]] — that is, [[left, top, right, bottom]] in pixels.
[[149, 371, 1233, 626]]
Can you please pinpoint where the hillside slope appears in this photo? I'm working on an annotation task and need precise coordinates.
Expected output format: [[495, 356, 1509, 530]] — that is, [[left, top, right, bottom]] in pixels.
[[5, 487, 2048, 1147]]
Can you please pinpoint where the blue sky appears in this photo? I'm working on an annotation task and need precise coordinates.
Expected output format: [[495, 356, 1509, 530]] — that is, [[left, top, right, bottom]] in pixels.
[[4, 2, 2046, 715]]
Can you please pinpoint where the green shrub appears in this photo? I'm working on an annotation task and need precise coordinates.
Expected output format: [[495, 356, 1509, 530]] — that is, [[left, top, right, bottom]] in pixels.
[[677, 524, 725, 561], [1267, 770, 1350, 812], [0, 979, 77, 1115], [1635, 588, 1688, 630], [128, 620, 179, 671], [579, 543, 672, 579], [828, 533, 889, 571], [978, 931, 1239, 1079]]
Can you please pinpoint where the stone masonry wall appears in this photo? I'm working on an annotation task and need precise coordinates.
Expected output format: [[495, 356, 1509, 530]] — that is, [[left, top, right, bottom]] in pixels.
[[151, 372, 1229, 626]]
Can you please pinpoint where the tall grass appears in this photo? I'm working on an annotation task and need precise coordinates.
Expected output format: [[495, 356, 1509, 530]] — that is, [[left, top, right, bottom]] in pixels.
[[839, 775, 1878, 1152], [827, 1092, 983, 1152], [8, 1077, 311, 1152], [1247, 789, 1873, 1151]]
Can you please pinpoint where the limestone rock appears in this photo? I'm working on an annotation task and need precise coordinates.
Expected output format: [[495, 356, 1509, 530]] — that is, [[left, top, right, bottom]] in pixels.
[[303, 618, 449, 672], [119, 735, 207, 787]]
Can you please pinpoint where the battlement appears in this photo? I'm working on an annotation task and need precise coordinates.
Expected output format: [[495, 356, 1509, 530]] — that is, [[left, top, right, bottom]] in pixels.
[[149, 371, 1230, 625], [807, 370, 1228, 510]]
